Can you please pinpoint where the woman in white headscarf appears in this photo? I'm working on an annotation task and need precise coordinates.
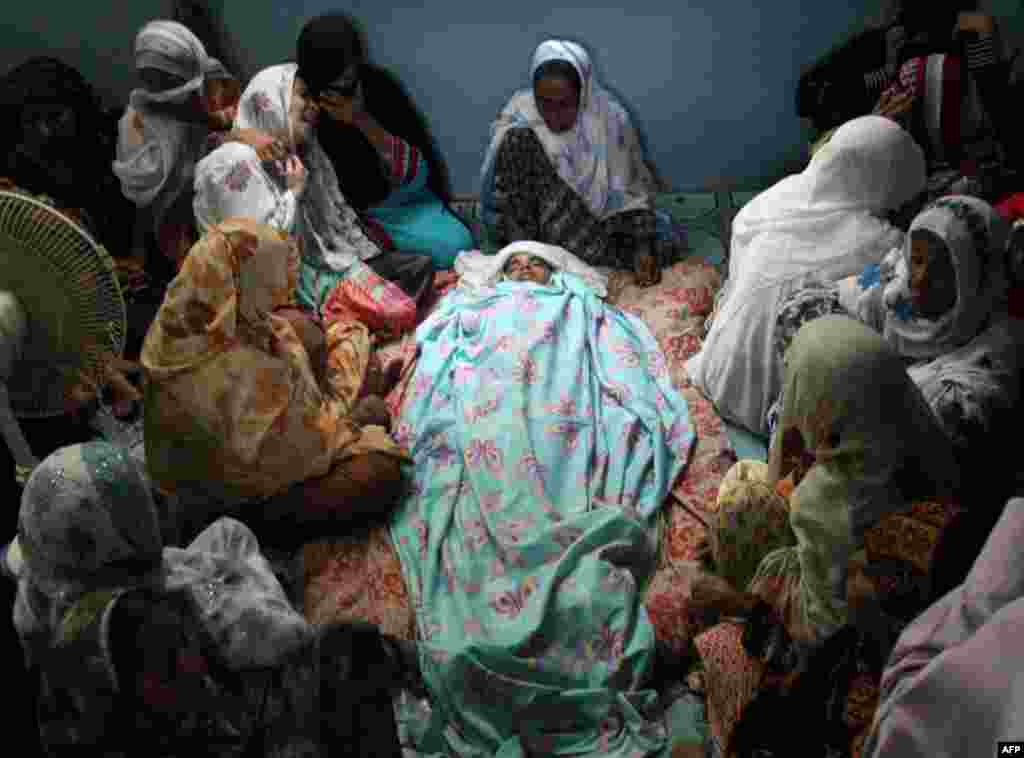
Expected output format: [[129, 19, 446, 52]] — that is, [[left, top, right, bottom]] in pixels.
[[204, 62, 432, 338], [771, 194, 1024, 463], [686, 115, 928, 435], [113, 20, 242, 276], [480, 39, 684, 287]]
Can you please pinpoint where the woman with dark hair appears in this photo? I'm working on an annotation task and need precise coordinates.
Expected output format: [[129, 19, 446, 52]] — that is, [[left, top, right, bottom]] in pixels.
[[480, 40, 684, 288], [0, 57, 134, 256], [296, 12, 473, 271]]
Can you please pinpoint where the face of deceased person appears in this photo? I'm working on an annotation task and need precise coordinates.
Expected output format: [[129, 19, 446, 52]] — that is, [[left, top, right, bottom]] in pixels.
[[503, 253, 554, 285]]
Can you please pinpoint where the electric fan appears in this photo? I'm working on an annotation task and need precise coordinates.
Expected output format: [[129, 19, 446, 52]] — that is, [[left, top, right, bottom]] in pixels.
[[0, 189, 127, 482]]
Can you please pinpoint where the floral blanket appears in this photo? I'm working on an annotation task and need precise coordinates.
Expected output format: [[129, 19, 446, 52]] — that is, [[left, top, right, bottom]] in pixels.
[[302, 258, 729, 645], [385, 270, 696, 755]]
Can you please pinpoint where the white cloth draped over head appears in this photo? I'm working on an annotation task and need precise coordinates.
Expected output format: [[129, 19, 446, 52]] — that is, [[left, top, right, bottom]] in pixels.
[[454, 241, 608, 296], [232, 63, 382, 273], [686, 115, 927, 434], [881, 195, 1010, 360], [193, 141, 300, 235], [479, 39, 659, 223], [112, 20, 230, 219]]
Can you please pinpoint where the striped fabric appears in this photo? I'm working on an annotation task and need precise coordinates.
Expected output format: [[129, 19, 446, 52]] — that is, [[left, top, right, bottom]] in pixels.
[[863, 66, 893, 93], [386, 134, 420, 186], [965, 34, 1000, 71]]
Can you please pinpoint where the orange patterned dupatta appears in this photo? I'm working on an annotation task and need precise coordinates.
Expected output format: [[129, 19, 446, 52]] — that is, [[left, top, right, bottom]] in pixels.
[[141, 218, 408, 505]]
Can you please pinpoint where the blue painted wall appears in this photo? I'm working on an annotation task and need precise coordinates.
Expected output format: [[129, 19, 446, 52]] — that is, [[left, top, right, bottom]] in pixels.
[[222, 0, 885, 192], [6, 1, 902, 191]]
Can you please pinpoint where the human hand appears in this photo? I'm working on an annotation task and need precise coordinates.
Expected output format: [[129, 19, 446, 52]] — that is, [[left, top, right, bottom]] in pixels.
[[846, 564, 877, 615], [226, 128, 291, 163], [67, 354, 143, 418], [690, 573, 748, 616], [955, 12, 996, 37], [281, 155, 308, 196], [317, 83, 364, 125], [873, 89, 916, 125], [207, 106, 236, 131], [351, 394, 391, 430], [634, 251, 661, 287]]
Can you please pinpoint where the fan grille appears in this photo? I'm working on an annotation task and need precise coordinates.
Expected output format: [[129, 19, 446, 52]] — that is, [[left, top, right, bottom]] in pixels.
[[0, 190, 126, 418]]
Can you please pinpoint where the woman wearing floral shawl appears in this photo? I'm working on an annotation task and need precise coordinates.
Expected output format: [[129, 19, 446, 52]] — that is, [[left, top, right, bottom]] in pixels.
[[3, 440, 415, 756], [140, 217, 410, 540], [222, 62, 433, 335], [480, 40, 685, 286]]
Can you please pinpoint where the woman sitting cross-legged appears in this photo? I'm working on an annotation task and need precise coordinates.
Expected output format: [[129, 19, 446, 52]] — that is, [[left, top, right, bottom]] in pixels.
[[480, 39, 685, 287], [140, 217, 410, 547]]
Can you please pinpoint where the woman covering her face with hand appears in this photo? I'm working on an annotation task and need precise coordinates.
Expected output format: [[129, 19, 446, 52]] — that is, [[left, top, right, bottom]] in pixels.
[[196, 62, 432, 339], [296, 12, 473, 270]]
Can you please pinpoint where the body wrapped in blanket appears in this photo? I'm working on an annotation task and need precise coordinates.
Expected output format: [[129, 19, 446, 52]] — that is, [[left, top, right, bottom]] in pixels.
[[389, 242, 705, 756]]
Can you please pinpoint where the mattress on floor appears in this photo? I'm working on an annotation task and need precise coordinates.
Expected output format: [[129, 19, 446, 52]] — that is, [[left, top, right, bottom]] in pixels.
[[449, 189, 760, 269]]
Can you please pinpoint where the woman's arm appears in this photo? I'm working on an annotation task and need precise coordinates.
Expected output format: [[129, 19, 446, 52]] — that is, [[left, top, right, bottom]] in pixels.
[[958, 15, 1022, 169], [319, 91, 423, 189]]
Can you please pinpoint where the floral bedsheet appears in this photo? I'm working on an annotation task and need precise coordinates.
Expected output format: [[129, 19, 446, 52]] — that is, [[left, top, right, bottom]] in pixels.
[[301, 257, 732, 648]]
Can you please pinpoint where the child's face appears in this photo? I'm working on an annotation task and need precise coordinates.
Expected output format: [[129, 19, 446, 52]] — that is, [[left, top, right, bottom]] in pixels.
[[909, 230, 957, 319], [503, 254, 553, 285]]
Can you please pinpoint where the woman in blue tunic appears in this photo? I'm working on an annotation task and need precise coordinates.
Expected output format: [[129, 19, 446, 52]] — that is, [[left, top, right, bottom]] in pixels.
[[296, 12, 474, 271]]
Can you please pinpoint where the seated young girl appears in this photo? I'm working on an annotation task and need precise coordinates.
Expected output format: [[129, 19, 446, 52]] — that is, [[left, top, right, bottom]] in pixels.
[[686, 115, 927, 435], [4, 441, 416, 756], [113, 20, 242, 280], [480, 40, 684, 287], [140, 217, 411, 544], [772, 195, 1024, 482], [296, 11, 474, 270], [221, 63, 435, 335]]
